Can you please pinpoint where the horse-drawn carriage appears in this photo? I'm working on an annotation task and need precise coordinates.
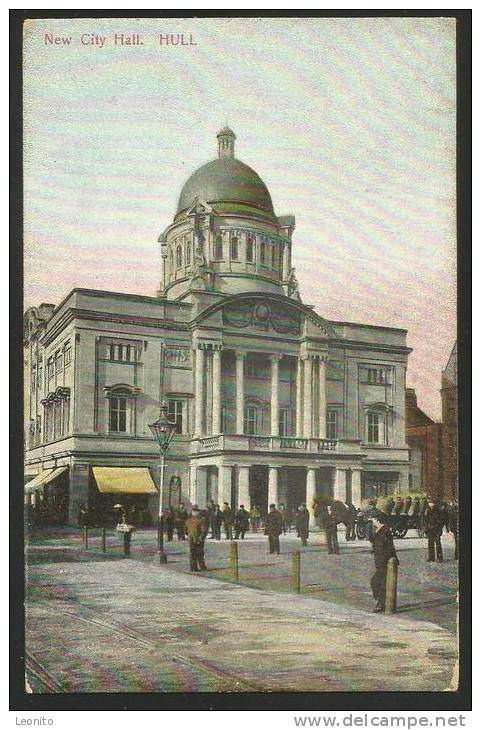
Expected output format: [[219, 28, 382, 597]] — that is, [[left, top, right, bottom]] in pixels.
[[312, 494, 428, 540]]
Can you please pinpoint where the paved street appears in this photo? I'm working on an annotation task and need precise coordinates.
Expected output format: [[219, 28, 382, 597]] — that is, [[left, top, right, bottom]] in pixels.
[[25, 527, 458, 693]]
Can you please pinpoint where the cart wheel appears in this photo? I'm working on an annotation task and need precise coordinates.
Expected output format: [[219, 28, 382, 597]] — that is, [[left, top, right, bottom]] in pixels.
[[356, 523, 366, 540]]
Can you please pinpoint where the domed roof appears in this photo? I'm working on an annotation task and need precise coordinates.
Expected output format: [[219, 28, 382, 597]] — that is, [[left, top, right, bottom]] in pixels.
[[176, 129, 275, 218]]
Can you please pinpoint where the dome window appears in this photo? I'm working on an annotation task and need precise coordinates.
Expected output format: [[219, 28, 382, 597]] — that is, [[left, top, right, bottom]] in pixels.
[[176, 244, 183, 268], [246, 236, 255, 263], [260, 241, 266, 265], [185, 238, 191, 266], [214, 235, 223, 260], [230, 236, 239, 261], [271, 246, 276, 268]]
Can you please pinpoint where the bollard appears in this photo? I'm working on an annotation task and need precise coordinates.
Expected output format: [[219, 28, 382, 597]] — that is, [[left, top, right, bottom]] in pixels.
[[291, 550, 301, 593], [83, 526, 89, 549], [101, 527, 106, 553], [385, 557, 398, 613], [230, 541, 239, 581], [123, 531, 131, 557]]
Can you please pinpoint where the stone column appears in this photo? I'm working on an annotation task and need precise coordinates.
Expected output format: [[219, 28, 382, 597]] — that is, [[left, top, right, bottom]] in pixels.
[[306, 468, 317, 528], [318, 356, 327, 439], [212, 347, 222, 434], [235, 350, 246, 434], [269, 354, 282, 436], [295, 357, 303, 437], [351, 469, 362, 507], [268, 467, 279, 506], [218, 464, 232, 505], [238, 466, 250, 509], [334, 468, 347, 502], [303, 356, 313, 438], [194, 347, 205, 437], [189, 464, 198, 505]]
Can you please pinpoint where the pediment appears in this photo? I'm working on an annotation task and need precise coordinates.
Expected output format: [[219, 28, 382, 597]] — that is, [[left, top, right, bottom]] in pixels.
[[186, 197, 215, 216]]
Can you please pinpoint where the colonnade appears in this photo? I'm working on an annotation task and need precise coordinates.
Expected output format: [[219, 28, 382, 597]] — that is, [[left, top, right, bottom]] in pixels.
[[193, 345, 328, 439]]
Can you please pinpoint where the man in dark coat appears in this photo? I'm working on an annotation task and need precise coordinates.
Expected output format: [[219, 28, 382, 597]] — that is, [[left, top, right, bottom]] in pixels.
[[207, 499, 217, 539], [322, 504, 339, 555], [234, 505, 250, 540], [174, 502, 188, 541], [164, 507, 175, 541], [222, 502, 233, 540], [344, 501, 357, 541], [213, 504, 223, 540], [279, 503, 289, 534], [424, 498, 445, 562], [370, 511, 399, 612], [264, 503, 283, 554], [295, 504, 310, 546], [185, 506, 207, 572]]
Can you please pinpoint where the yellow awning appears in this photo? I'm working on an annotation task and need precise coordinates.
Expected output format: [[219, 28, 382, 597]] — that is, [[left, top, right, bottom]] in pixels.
[[25, 466, 69, 493], [92, 467, 157, 495], [25, 469, 53, 493]]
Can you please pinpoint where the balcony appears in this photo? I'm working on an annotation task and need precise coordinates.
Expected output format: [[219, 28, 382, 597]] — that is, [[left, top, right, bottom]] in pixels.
[[194, 435, 339, 455]]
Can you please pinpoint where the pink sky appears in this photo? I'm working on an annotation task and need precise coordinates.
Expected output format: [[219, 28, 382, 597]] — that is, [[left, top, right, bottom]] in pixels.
[[23, 17, 456, 419]]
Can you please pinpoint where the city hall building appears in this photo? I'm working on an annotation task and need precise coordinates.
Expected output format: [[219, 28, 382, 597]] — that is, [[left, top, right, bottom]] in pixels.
[[24, 127, 411, 525]]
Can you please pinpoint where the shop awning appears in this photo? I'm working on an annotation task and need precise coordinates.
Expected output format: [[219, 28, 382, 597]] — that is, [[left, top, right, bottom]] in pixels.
[[24, 466, 68, 493], [92, 467, 157, 495]]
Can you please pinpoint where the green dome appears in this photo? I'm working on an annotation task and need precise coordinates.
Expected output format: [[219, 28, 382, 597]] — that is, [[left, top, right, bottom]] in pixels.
[[177, 156, 275, 218]]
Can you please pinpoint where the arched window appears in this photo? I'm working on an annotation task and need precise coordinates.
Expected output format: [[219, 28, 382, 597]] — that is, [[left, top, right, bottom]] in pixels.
[[214, 234, 223, 260], [260, 241, 266, 264], [176, 244, 182, 268], [246, 236, 255, 262], [244, 405, 258, 435], [169, 249, 173, 269], [185, 239, 191, 266], [230, 236, 239, 260], [271, 245, 276, 268]]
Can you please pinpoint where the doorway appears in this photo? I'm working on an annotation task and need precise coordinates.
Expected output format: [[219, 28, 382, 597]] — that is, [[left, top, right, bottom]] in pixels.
[[249, 465, 268, 517]]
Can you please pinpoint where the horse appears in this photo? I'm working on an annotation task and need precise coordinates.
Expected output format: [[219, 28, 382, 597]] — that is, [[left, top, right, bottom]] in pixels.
[[312, 497, 351, 529]]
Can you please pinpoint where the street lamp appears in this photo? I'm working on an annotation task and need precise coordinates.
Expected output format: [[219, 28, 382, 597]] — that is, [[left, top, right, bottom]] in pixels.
[[149, 401, 177, 563]]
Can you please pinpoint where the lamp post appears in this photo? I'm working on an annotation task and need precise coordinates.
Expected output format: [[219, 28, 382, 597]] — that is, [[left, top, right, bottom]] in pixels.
[[149, 401, 177, 563]]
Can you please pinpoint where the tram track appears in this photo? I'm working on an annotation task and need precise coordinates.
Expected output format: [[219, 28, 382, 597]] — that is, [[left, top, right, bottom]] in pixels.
[[28, 591, 262, 692]]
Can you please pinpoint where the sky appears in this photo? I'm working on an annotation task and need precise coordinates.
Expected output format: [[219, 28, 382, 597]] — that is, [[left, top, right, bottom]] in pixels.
[[23, 17, 456, 419]]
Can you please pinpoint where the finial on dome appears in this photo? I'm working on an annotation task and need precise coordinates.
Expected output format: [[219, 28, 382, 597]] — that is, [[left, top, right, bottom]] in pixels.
[[217, 125, 236, 159]]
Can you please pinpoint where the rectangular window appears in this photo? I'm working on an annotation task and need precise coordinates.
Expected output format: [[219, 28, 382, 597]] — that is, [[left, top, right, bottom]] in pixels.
[[64, 345, 72, 365], [167, 400, 183, 434], [278, 408, 289, 437], [230, 236, 239, 260], [246, 357, 263, 377], [326, 410, 338, 440], [110, 395, 127, 432], [366, 412, 386, 444], [244, 406, 257, 435], [214, 235, 223, 260], [47, 358, 54, 379]]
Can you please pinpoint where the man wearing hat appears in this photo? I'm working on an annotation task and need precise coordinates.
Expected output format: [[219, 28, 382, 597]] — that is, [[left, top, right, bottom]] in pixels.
[[370, 510, 399, 612], [185, 505, 207, 572], [295, 503, 310, 546], [424, 497, 445, 562], [264, 503, 283, 554]]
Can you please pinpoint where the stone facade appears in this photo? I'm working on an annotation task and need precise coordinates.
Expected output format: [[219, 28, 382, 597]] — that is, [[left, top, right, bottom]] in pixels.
[[405, 388, 443, 496], [24, 128, 411, 524]]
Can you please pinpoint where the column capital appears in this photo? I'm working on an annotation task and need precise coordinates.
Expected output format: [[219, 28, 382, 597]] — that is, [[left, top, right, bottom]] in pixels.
[[235, 349, 247, 359], [197, 341, 222, 351], [267, 353, 283, 362]]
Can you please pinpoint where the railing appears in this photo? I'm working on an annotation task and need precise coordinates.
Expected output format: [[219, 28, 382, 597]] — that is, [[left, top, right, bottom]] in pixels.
[[195, 435, 339, 453], [279, 437, 308, 450], [199, 436, 221, 450]]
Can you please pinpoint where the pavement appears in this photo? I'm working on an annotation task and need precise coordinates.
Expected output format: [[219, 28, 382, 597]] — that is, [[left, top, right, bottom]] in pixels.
[[25, 527, 459, 693]]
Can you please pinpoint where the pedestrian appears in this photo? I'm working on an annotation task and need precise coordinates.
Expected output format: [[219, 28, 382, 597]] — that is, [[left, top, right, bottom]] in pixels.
[[424, 497, 445, 562], [213, 504, 223, 540], [264, 503, 283, 554], [278, 503, 289, 534], [174, 502, 188, 541], [344, 501, 357, 541], [234, 505, 250, 539], [164, 507, 175, 541], [185, 505, 207, 572], [322, 504, 340, 555], [249, 505, 260, 533], [199, 509, 210, 539], [447, 500, 459, 560], [295, 503, 310, 546], [370, 511, 399, 613], [207, 500, 217, 539], [222, 502, 233, 539], [77, 503, 88, 528]]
